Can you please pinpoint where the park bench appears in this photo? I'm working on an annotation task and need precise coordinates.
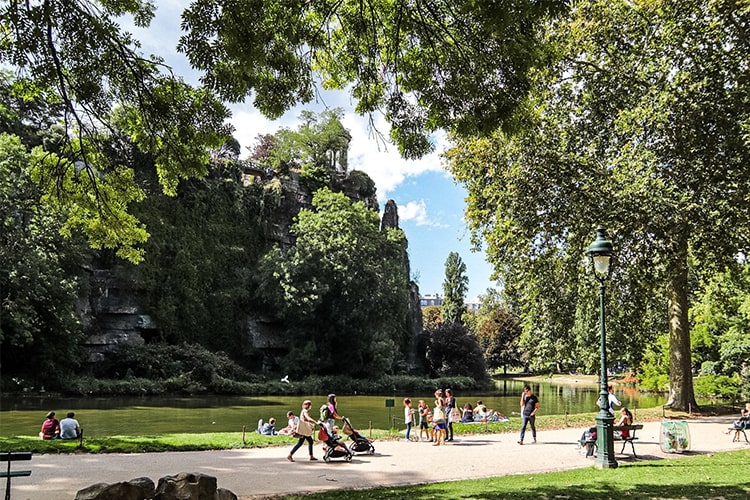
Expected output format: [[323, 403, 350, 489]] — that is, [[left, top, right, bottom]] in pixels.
[[583, 424, 644, 458], [1, 452, 32, 500]]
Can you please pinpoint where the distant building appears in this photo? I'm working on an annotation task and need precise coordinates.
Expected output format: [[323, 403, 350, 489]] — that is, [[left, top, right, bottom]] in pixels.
[[420, 294, 442, 308], [419, 294, 481, 312]]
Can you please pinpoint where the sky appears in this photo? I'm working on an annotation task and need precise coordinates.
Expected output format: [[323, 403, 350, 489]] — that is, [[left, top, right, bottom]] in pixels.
[[126, 3, 498, 300]]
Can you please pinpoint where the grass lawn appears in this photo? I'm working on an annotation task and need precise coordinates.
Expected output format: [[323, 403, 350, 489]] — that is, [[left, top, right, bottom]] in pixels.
[[0, 406, 697, 454], [281, 449, 750, 499]]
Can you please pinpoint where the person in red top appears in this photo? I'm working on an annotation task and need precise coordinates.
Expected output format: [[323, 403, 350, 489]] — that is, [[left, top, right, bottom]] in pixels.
[[615, 407, 634, 438], [40, 411, 60, 440]]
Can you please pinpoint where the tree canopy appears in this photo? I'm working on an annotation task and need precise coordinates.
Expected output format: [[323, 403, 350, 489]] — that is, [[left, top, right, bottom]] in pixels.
[[2, 1, 232, 260], [446, 0, 750, 410], [178, 0, 567, 158]]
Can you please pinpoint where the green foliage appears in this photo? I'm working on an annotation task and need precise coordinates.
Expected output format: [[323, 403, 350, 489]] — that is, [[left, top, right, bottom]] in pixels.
[[425, 322, 487, 380], [422, 306, 442, 331], [0, 133, 88, 387], [177, 0, 567, 158], [441, 252, 469, 325], [638, 334, 670, 392], [692, 374, 742, 400], [447, 0, 750, 409], [2, 4, 232, 257], [253, 109, 351, 193], [130, 159, 270, 350], [474, 291, 522, 372], [691, 265, 750, 380], [256, 188, 411, 377], [82, 342, 260, 395]]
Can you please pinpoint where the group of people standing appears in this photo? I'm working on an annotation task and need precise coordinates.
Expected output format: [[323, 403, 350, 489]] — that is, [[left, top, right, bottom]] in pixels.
[[402, 388, 458, 446], [39, 411, 81, 440]]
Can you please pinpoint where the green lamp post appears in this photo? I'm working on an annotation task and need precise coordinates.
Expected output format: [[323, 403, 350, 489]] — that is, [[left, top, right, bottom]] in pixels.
[[586, 226, 618, 469]]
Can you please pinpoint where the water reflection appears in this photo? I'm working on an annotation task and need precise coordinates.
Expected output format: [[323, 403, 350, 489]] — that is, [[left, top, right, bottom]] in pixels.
[[0, 380, 667, 437]]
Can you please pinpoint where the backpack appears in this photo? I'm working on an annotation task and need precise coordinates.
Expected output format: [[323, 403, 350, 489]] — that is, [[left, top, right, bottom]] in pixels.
[[320, 404, 332, 421]]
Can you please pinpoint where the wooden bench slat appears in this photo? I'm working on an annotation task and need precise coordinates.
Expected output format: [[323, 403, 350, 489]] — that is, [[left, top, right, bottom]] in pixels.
[[0, 452, 32, 462], [0, 471, 32, 478]]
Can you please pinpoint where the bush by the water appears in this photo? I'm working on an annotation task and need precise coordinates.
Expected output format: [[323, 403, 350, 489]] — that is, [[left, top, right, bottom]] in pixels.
[[54, 343, 492, 396]]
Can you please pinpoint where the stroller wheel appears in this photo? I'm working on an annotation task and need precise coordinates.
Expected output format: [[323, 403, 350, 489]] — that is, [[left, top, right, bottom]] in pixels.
[[368, 445, 375, 455], [346, 453, 352, 462], [324, 455, 331, 463]]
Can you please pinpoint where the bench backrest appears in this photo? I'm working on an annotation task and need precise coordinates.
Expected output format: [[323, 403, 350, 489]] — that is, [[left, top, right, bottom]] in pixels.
[[615, 424, 643, 431], [0, 453, 31, 462]]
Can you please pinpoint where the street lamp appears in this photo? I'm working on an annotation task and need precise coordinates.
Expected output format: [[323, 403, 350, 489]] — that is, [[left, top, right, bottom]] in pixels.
[[586, 226, 618, 469]]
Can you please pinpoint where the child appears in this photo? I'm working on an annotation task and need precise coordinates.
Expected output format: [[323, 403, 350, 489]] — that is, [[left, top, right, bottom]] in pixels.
[[403, 398, 415, 441], [418, 400, 430, 441]]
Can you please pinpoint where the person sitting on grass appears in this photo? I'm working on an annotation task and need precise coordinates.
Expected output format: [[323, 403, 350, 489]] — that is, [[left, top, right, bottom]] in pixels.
[[461, 403, 474, 423], [258, 418, 278, 435], [59, 412, 81, 440], [39, 411, 60, 440], [279, 411, 298, 435]]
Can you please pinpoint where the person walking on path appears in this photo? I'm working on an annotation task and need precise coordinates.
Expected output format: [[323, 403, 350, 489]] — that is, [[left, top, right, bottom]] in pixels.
[[445, 388, 456, 441], [607, 384, 621, 416], [322, 393, 344, 433], [518, 385, 539, 445], [287, 400, 318, 462]]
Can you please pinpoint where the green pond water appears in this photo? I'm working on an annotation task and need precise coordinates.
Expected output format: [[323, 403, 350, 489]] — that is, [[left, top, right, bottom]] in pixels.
[[0, 380, 667, 437]]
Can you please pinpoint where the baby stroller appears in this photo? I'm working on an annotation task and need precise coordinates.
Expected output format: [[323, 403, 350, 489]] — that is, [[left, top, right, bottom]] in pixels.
[[318, 425, 352, 462], [342, 417, 375, 455]]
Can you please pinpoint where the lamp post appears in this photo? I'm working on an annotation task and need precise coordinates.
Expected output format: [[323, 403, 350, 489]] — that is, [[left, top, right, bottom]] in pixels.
[[586, 226, 618, 469]]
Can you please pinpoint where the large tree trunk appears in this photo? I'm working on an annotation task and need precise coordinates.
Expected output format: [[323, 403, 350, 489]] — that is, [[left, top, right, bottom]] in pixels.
[[666, 235, 698, 411]]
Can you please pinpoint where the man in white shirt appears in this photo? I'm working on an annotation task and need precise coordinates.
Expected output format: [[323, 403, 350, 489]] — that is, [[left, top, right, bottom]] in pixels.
[[59, 412, 81, 439]]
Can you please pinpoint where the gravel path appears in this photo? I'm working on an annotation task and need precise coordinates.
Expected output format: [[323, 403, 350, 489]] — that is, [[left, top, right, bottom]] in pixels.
[[13, 417, 749, 499]]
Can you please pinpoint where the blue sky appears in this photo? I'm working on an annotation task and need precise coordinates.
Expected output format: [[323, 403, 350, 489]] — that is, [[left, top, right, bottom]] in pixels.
[[127, 4, 498, 300]]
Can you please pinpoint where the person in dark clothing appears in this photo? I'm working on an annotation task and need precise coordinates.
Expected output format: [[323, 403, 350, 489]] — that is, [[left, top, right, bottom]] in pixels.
[[518, 385, 539, 445], [444, 388, 457, 441]]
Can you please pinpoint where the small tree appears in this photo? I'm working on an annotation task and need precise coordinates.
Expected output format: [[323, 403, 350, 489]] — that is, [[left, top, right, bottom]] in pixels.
[[425, 322, 486, 380], [442, 252, 469, 325]]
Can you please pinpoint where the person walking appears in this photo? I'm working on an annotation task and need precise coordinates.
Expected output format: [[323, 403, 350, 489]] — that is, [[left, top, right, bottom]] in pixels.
[[287, 400, 318, 462], [322, 393, 344, 432], [607, 384, 621, 416], [444, 388, 456, 441], [518, 385, 539, 445]]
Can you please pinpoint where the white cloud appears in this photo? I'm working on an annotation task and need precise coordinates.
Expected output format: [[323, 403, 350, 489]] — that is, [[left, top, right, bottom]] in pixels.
[[398, 200, 428, 224]]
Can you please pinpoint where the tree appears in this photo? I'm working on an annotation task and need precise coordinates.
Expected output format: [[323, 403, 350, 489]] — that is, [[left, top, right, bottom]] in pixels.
[[2, 1, 232, 260], [425, 322, 487, 380], [446, 1, 750, 410], [178, 0, 568, 158], [442, 252, 468, 325], [422, 306, 443, 331], [0, 133, 88, 386], [474, 290, 522, 374], [256, 188, 411, 377]]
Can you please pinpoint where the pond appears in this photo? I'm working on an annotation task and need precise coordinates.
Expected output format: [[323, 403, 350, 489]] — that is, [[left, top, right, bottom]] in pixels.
[[0, 380, 667, 437]]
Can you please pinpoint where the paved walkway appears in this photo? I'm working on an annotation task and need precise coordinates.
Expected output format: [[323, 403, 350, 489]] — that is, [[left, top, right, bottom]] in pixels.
[[13, 417, 749, 499]]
